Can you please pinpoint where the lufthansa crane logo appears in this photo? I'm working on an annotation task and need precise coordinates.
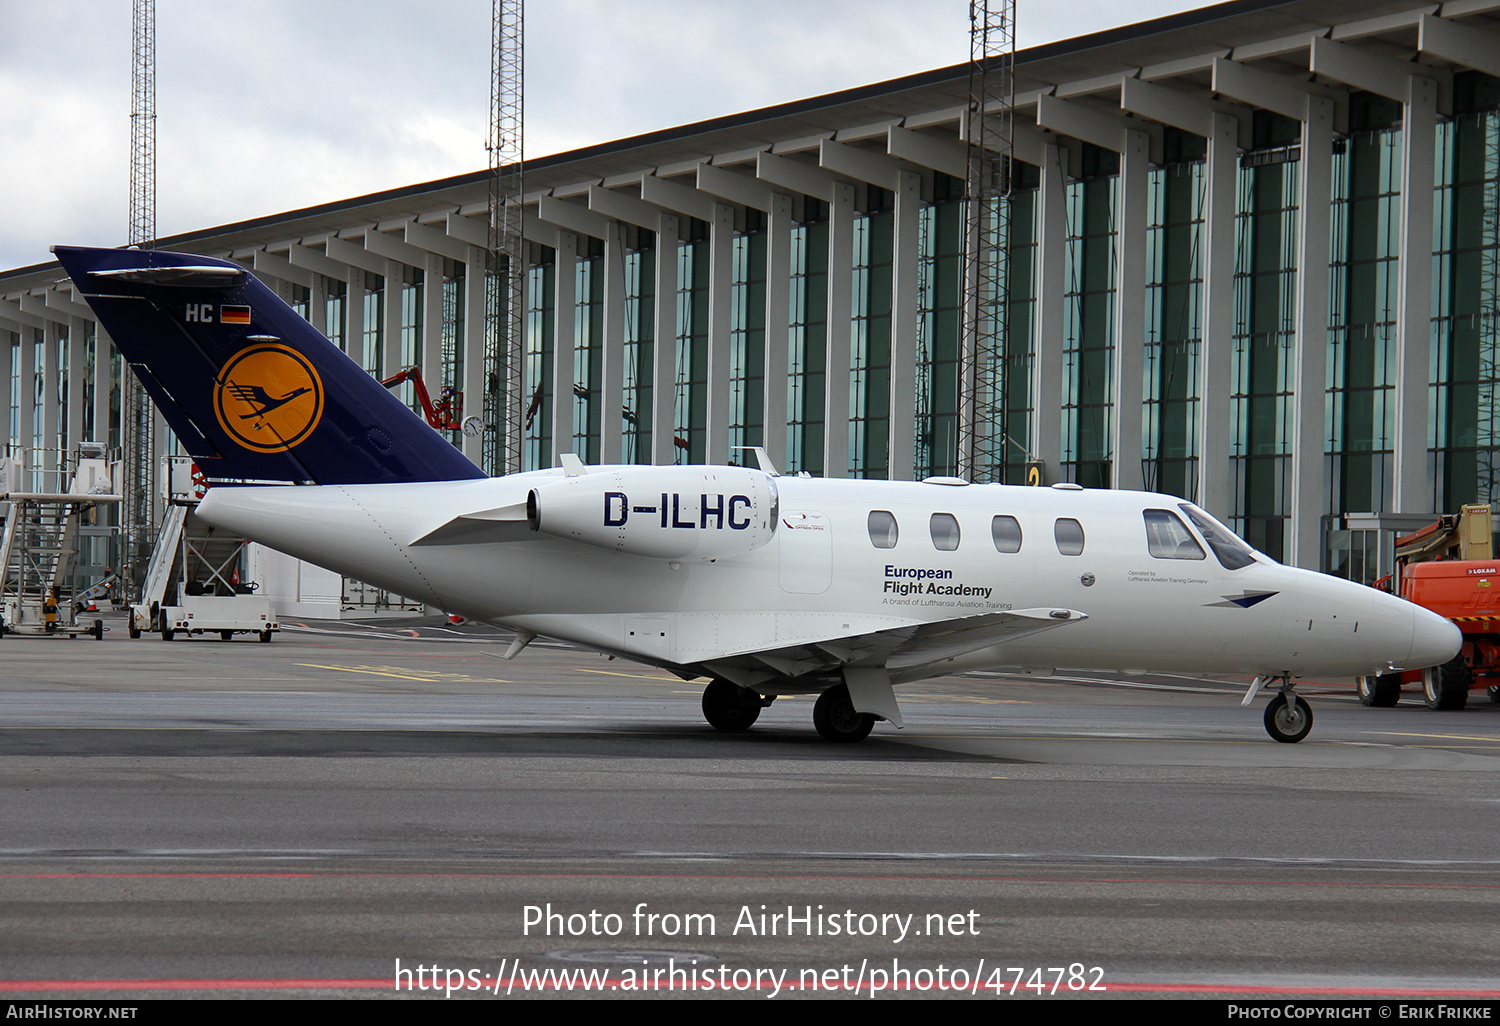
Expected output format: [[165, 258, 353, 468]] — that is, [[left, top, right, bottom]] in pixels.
[[212, 343, 324, 452]]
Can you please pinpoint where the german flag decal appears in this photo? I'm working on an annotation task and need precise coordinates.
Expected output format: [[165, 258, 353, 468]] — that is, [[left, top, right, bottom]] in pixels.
[[220, 305, 251, 325]]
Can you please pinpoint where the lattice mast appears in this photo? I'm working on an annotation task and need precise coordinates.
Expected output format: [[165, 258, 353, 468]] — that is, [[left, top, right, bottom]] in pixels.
[[958, 0, 1016, 483], [122, 0, 157, 594], [485, 0, 524, 476]]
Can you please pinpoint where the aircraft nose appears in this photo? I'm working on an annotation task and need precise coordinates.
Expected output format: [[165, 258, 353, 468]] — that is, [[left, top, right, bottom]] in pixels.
[[1409, 606, 1463, 669]]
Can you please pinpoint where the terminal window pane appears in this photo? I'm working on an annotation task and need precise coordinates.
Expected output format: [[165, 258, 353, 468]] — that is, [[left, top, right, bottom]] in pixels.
[[868, 510, 898, 549], [930, 512, 960, 551], [1054, 517, 1085, 555], [991, 514, 1022, 553]]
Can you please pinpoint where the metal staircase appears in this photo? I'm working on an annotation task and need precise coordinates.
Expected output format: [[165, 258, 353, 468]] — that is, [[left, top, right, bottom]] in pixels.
[[0, 450, 120, 639]]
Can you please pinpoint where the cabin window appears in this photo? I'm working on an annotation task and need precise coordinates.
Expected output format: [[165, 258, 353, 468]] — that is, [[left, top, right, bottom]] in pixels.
[[1178, 502, 1257, 570], [991, 515, 1022, 553], [1054, 518, 1085, 556], [930, 513, 961, 551], [868, 510, 899, 549], [1143, 509, 1206, 560]]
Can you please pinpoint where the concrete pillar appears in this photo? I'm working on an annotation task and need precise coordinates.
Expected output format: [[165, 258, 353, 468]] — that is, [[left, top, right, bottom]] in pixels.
[[462, 246, 488, 466], [383, 259, 403, 380], [1111, 130, 1149, 492], [762, 194, 793, 471], [705, 203, 734, 466], [652, 217, 680, 466], [889, 170, 921, 481], [823, 183, 855, 478], [600, 221, 627, 464], [551, 231, 578, 465], [1290, 97, 1334, 568], [1033, 143, 1068, 479], [1393, 76, 1438, 515], [1197, 114, 1238, 518], [345, 267, 365, 361]]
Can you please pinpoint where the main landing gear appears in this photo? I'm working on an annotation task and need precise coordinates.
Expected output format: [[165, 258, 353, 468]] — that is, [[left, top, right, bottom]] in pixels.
[[1244, 674, 1314, 743], [700, 678, 880, 742], [812, 684, 876, 743], [700, 678, 771, 731]]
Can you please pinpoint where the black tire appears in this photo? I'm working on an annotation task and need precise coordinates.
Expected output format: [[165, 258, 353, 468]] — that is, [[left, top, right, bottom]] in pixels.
[[813, 684, 876, 743], [1423, 654, 1470, 711], [128, 627, 141, 640], [1264, 693, 1313, 743], [220, 631, 233, 641], [1488, 685, 1500, 705], [259, 630, 272, 643], [1356, 673, 1401, 707], [92, 620, 103, 641], [701, 678, 761, 731], [161, 622, 174, 642]]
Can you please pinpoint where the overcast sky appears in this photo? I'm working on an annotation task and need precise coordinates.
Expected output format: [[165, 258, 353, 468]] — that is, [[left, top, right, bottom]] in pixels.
[[0, 0, 1209, 271]]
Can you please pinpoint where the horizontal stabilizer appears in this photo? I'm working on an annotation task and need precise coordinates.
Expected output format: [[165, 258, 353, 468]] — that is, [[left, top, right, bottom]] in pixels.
[[409, 501, 530, 546]]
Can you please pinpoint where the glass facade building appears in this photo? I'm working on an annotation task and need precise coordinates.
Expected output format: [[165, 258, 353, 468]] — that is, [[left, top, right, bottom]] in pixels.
[[3, 0, 1499, 577]]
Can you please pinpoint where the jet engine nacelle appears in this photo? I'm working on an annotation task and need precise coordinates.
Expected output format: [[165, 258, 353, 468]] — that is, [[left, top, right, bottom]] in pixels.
[[527, 466, 779, 561]]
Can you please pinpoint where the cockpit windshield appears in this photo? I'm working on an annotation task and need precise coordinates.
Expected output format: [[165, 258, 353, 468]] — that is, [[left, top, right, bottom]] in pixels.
[[1177, 503, 1261, 571]]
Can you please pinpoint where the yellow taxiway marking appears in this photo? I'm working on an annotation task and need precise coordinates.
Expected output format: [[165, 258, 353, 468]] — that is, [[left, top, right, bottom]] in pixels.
[[574, 667, 682, 683], [295, 663, 511, 683]]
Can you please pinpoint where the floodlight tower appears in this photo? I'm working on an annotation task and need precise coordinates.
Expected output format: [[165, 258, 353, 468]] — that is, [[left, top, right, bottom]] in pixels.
[[485, 0, 524, 476], [958, 0, 1017, 483], [122, 0, 157, 592]]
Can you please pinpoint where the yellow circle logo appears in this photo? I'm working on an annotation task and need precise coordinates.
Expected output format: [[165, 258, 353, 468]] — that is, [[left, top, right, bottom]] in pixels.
[[213, 343, 324, 452]]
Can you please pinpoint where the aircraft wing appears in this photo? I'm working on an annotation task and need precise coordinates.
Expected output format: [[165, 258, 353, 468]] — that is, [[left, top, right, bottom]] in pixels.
[[700, 606, 1087, 686]]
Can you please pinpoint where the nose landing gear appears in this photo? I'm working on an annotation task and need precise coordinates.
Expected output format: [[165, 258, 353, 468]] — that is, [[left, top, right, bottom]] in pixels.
[[1244, 674, 1314, 743]]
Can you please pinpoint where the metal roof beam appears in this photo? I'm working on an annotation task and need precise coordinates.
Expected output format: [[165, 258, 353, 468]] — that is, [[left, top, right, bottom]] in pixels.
[[359, 227, 428, 269], [696, 163, 782, 212], [250, 248, 313, 288], [1419, 12, 1500, 77], [1120, 76, 1250, 148], [755, 152, 850, 203], [1311, 36, 1436, 101], [588, 184, 675, 234], [323, 235, 389, 277], [818, 138, 915, 191], [1212, 57, 1345, 131], [539, 195, 612, 240], [287, 243, 351, 283], [640, 173, 717, 221], [403, 218, 471, 262], [887, 125, 967, 179]]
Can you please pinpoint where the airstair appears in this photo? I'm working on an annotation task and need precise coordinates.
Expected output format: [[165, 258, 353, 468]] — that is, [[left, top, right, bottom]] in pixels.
[[0, 447, 120, 639], [130, 456, 278, 641]]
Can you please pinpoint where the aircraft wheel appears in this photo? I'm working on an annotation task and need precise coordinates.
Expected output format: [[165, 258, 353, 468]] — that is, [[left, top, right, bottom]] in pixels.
[[1356, 673, 1401, 707], [701, 678, 761, 731], [813, 684, 875, 744], [1423, 655, 1470, 711], [1263, 693, 1313, 743]]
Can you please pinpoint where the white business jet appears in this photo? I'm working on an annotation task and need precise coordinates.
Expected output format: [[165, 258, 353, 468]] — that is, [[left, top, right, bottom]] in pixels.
[[54, 245, 1461, 744]]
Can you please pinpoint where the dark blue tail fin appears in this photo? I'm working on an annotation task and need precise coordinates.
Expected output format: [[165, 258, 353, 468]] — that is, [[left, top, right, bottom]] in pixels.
[[54, 246, 485, 486]]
